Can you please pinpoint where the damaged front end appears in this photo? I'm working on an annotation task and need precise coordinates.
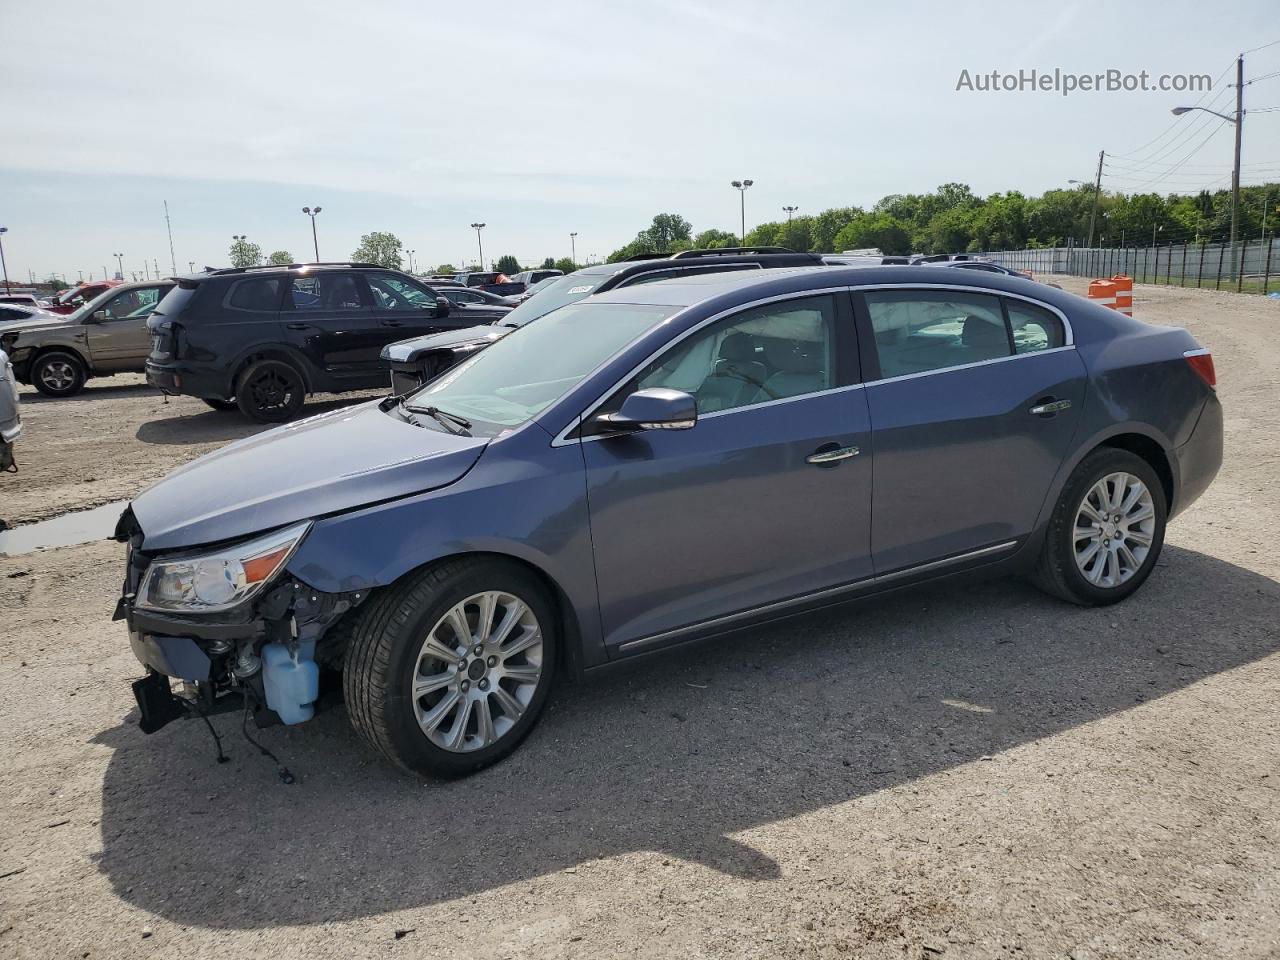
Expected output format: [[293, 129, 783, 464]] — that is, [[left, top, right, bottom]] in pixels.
[[113, 507, 366, 735]]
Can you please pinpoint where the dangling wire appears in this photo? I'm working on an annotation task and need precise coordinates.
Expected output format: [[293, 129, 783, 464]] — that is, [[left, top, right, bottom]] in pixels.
[[188, 698, 228, 764], [241, 692, 295, 784]]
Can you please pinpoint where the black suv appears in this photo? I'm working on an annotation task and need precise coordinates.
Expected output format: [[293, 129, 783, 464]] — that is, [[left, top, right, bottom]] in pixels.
[[383, 247, 824, 393], [145, 263, 510, 421]]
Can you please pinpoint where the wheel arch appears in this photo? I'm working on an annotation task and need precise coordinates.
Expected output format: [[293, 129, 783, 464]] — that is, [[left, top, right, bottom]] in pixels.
[[31, 343, 91, 373], [1095, 431, 1175, 512], [227, 346, 315, 396]]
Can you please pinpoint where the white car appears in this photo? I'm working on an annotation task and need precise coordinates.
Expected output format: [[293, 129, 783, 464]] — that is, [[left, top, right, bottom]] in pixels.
[[0, 348, 20, 472]]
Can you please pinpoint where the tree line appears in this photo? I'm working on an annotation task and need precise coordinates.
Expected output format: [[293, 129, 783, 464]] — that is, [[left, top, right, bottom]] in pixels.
[[606, 181, 1280, 261]]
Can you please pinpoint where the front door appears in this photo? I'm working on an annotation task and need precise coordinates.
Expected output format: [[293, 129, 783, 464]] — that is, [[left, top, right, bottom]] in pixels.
[[84, 284, 167, 368], [580, 293, 873, 652], [365, 272, 472, 345], [857, 287, 1087, 574]]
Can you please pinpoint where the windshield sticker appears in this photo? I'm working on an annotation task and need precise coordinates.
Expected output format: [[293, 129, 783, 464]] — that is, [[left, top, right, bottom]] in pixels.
[[568, 285, 594, 294]]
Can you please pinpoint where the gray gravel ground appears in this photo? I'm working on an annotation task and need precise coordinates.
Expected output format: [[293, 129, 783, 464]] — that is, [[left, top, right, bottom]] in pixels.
[[0, 277, 1277, 959]]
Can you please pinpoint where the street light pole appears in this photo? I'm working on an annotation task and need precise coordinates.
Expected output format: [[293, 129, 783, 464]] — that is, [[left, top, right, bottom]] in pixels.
[[302, 207, 322, 261], [570, 232, 578, 265], [113, 252, 124, 279], [731, 180, 754, 245], [782, 205, 798, 223], [470, 223, 486, 271], [406, 249, 416, 274], [1172, 57, 1244, 278], [0, 227, 10, 294]]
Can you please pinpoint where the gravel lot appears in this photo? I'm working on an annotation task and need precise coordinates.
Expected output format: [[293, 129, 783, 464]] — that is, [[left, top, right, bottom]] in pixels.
[[1, 278, 1277, 959]]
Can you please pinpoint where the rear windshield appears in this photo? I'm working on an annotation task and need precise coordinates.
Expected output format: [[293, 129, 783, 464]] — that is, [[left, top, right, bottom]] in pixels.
[[153, 285, 199, 318], [500, 270, 616, 327]]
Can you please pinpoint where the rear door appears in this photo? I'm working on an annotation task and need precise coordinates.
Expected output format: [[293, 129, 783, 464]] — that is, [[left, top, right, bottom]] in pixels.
[[855, 286, 1086, 574], [83, 284, 169, 368], [282, 271, 382, 387]]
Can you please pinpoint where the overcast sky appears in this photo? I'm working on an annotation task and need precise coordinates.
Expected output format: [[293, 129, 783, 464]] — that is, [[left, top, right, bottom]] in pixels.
[[2, 0, 1277, 281]]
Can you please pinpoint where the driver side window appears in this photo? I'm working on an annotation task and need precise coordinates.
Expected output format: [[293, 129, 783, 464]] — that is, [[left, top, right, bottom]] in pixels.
[[628, 295, 838, 416], [100, 287, 161, 320], [367, 274, 434, 310]]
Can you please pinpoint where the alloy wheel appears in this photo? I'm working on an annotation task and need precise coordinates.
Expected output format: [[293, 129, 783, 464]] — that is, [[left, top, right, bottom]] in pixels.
[[248, 369, 297, 413], [411, 591, 544, 753], [1073, 471, 1156, 588], [39, 359, 77, 392]]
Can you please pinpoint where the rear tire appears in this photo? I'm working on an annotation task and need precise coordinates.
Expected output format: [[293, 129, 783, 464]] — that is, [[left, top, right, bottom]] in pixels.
[[235, 359, 306, 422], [344, 558, 557, 778], [201, 397, 238, 412], [1032, 447, 1167, 606], [32, 351, 87, 398]]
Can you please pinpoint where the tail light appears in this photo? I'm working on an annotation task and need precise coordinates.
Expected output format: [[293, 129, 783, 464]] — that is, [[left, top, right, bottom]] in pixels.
[[1184, 349, 1216, 387]]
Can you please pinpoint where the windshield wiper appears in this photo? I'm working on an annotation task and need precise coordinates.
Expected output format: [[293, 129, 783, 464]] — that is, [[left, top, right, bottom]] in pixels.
[[403, 403, 473, 435]]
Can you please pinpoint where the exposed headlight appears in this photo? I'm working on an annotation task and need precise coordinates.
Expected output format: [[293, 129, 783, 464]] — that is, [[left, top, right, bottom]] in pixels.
[[136, 521, 311, 614]]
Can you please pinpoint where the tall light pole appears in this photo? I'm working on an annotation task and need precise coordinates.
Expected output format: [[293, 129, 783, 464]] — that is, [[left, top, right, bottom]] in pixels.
[[470, 222, 486, 270], [188, 260, 196, 273], [1173, 55, 1244, 278], [406, 249, 416, 273], [782, 205, 798, 223], [302, 206, 322, 261], [0, 227, 10, 294], [569, 231, 578, 265], [731, 180, 754, 245], [113, 252, 124, 279]]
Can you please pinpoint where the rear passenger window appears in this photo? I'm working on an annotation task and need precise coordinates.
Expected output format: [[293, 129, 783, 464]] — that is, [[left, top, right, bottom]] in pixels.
[[1006, 299, 1065, 354], [227, 278, 281, 312], [291, 274, 365, 310], [865, 290, 1009, 379]]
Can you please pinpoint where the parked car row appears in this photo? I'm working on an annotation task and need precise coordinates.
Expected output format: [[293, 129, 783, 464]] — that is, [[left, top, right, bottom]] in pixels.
[[117, 260, 1223, 778]]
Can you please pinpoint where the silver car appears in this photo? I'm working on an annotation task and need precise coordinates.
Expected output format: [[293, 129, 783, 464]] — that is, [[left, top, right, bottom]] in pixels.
[[0, 348, 20, 472]]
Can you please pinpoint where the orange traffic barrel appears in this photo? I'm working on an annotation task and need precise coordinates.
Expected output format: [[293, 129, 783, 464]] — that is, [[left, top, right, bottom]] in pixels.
[[1111, 274, 1133, 316], [1087, 278, 1118, 310]]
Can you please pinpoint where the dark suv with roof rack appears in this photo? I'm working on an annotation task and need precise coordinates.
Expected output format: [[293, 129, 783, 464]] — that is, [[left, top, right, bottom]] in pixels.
[[382, 247, 824, 393], [145, 262, 510, 422]]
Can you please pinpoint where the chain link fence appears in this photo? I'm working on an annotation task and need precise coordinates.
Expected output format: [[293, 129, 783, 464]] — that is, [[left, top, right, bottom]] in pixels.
[[981, 238, 1279, 295]]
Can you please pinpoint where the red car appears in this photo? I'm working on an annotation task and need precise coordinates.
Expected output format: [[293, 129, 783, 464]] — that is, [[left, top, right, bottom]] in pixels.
[[46, 280, 122, 315]]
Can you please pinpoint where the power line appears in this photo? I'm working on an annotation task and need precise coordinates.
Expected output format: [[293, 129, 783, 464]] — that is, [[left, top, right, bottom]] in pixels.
[[1241, 38, 1280, 56], [1124, 119, 1231, 191], [1107, 57, 1237, 161]]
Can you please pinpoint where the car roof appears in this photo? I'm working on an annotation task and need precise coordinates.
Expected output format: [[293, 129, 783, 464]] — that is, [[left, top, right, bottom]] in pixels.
[[587, 264, 1063, 309]]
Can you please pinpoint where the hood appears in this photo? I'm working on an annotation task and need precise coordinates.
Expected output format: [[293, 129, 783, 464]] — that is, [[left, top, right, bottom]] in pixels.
[[2, 316, 79, 336], [383, 324, 509, 363], [130, 400, 488, 551]]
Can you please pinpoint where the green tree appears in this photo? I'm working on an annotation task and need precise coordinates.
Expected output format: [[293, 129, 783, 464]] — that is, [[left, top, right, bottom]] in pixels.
[[541, 257, 556, 269], [496, 254, 521, 275], [811, 207, 861, 253], [777, 216, 815, 253], [744, 222, 782, 247], [920, 206, 976, 254], [267, 250, 293, 265], [553, 257, 577, 273], [644, 213, 692, 251], [435, 263, 456, 275], [229, 237, 262, 268], [833, 213, 912, 255], [692, 228, 739, 249], [351, 231, 403, 269]]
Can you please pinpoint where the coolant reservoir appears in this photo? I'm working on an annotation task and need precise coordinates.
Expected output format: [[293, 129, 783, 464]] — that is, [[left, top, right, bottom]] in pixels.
[[261, 641, 320, 725]]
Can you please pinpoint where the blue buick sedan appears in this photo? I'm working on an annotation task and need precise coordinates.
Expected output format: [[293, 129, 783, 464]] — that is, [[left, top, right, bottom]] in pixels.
[[117, 266, 1222, 777]]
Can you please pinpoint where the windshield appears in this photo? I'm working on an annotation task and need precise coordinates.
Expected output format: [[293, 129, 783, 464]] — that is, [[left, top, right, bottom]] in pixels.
[[499, 268, 618, 328], [408, 301, 676, 432]]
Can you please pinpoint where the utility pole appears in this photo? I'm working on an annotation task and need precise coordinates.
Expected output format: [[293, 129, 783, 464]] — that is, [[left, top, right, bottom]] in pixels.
[[731, 180, 754, 245], [470, 223, 486, 271], [0, 227, 10, 294], [154, 257, 161, 279], [113, 253, 124, 279], [1230, 54, 1244, 279], [164, 200, 177, 277], [570, 231, 577, 264], [1087, 150, 1104, 248]]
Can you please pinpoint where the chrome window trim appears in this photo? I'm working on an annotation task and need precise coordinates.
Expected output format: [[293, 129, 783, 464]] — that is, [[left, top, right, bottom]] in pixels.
[[615, 262, 764, 287], [550, 287, 850, 447], [616, 539, 1019, 653], [550, 282, 1076, 447]]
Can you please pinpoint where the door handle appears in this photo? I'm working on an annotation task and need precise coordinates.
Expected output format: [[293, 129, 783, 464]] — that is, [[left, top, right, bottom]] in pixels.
[[806, 444, 860, 466], [286, 322, 310, 331], [1029, 399, 1072, 416], [381, 319, 404, 327]]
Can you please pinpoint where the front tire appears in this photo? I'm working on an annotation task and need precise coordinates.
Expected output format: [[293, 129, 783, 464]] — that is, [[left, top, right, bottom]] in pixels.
[[235, 359, 306, 422], [32, 351, 87, 398], [201, 397, 238, 412], [1033, 448, 1167, 606], [344, 558, 558, 778]]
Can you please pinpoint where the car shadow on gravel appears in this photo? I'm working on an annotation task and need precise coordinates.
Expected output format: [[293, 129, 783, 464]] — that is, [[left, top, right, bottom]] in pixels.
[[134, 397, 372, 446], [92, 545, 1280, 929], [20, 382, 157, 404]]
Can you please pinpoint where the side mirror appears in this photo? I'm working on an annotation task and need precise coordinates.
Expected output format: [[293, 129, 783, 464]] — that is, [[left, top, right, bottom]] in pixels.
[[84, 309, 107, 324], [434, 296, 450, 318], [596, 388, 697, 433]]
